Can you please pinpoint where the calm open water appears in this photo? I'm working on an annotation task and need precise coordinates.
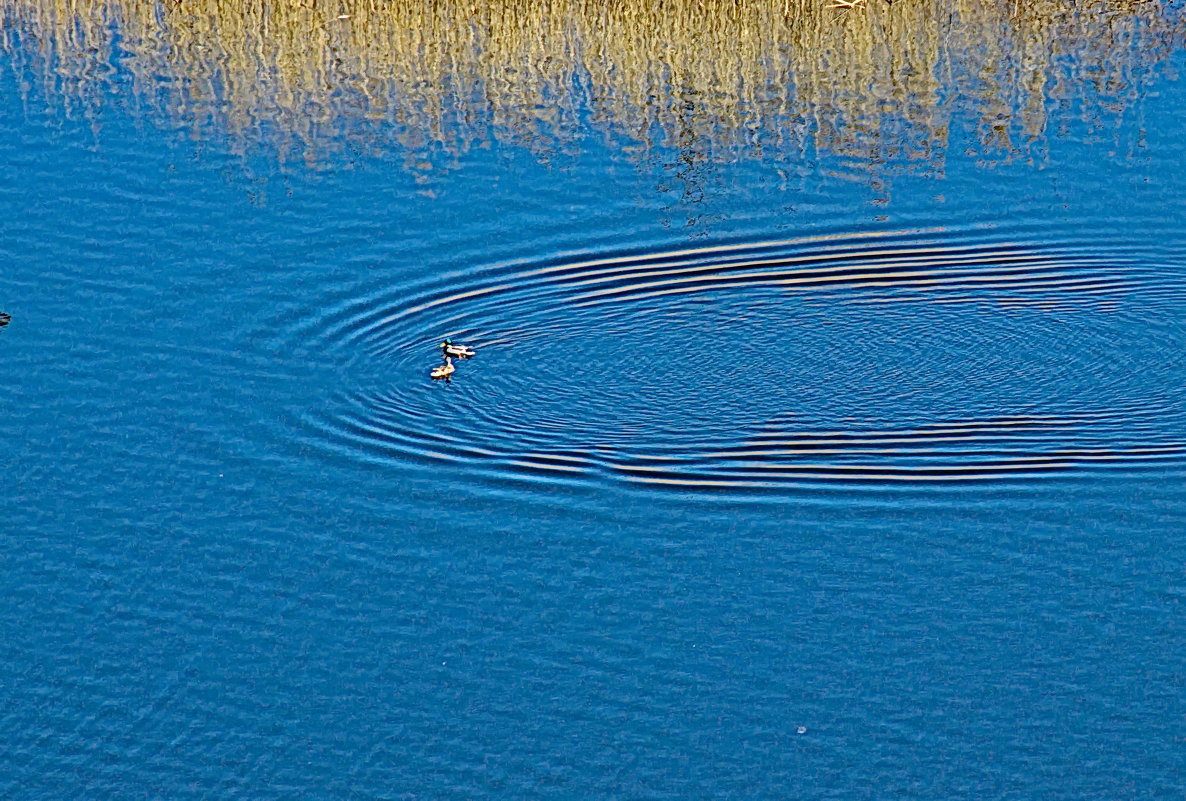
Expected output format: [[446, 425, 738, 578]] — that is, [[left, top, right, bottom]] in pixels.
[[3, 3, 1186, 798]]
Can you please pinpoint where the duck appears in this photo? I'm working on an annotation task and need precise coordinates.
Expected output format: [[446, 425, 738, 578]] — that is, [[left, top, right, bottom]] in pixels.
[[430, 356, 455, 380], [440, 339, 475, 358], [0, 312, 9, 327]]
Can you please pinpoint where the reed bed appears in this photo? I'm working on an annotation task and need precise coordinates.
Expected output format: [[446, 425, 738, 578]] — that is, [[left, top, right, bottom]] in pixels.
[[1, 0, 1180, 166]]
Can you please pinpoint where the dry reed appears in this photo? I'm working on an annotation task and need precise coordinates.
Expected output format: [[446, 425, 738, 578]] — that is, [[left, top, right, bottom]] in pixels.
[[0, 0, 1180, 166]]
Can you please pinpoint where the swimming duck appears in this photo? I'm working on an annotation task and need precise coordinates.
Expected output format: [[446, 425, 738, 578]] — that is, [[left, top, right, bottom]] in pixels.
[[0, 312, 10, 327], [430, 356, 455, 380], [440, 339, 475, 358]]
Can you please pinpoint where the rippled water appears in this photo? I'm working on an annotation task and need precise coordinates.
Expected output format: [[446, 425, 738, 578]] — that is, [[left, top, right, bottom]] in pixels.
[[279, 231, 1186, 491], [3, 3, 1186, 799]]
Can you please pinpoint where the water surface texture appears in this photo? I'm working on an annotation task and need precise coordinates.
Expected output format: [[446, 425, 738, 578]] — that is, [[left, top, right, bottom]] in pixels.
[[3, 2, 1186, 798]]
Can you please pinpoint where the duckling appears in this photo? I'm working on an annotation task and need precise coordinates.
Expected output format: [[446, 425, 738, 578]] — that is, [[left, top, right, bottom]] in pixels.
[[430, 356, 455, 380], [440, 339, 475, 358]]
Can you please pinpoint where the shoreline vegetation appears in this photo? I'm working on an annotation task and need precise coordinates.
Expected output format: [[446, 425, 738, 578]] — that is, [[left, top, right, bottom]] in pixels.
[[1, 1, 1182, 167]]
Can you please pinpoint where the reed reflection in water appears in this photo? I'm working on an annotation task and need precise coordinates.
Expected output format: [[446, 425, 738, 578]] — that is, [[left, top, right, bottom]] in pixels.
[[3, 0, 1182, 168]]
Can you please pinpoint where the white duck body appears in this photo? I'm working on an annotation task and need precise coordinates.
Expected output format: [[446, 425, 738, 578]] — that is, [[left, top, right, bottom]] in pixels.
[[441, 341, 475, 358]]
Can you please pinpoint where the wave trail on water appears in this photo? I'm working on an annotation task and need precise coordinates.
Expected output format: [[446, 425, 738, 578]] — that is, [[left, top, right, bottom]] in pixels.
[[256, 229, 1186, 495], [613, 414, 1186, 487]]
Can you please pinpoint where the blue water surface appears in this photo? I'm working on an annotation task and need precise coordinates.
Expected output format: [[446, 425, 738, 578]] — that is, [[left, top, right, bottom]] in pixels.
[[2, 12, 1186, 800]]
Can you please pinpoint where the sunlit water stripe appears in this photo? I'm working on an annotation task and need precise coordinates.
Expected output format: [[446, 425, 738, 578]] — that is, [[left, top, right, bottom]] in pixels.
[[257, 230, 1186, 493]]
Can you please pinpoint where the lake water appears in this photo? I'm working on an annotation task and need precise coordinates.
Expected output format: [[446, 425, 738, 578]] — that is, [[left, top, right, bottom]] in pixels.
[[3, 2, 1186, 798]]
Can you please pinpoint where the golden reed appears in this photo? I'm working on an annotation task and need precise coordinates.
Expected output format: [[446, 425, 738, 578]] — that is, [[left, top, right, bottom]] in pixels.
[[1, 0, 1181, 165]]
